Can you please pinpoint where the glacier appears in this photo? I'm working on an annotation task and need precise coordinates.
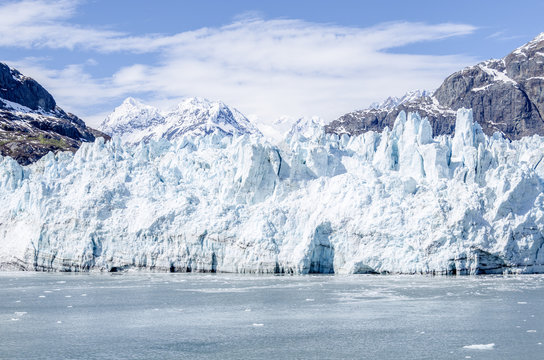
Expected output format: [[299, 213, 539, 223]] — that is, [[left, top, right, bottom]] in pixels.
[[1, 108, 544, 274]]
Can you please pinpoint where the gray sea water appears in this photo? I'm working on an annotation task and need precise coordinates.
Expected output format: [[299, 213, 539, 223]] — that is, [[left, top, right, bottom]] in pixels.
[[1, 273, 543, 359]]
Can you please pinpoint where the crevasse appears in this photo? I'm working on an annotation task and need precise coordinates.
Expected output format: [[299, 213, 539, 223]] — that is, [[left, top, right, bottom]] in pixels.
[[1, 109, 543, 274]]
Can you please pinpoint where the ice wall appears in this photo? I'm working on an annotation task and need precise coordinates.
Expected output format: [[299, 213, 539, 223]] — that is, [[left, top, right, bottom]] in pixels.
[[1, 109, 543, 274]]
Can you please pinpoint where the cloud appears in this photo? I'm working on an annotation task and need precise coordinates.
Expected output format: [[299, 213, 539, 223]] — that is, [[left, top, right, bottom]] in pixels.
[[487, 30, 526, 42], [0, 0, 479, 132], [0, 0, 183, 52]]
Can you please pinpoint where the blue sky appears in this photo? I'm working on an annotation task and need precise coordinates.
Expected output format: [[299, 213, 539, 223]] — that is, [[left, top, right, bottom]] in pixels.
[[1, 0, 543, 128]]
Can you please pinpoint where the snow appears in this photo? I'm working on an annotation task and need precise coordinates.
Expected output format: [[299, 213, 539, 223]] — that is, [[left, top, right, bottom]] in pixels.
[[471, 84, 492, 92], [478, 64, 517, 86], [253, 115, 298, 143], [513, 32, 544, 55], [369, 90, 431, 110], [99, 97, 261, 144], [285, 116, 325, 140], [0, 98, 33, 113], [9, 68, 26, 83], [1, 108, 544, 274]]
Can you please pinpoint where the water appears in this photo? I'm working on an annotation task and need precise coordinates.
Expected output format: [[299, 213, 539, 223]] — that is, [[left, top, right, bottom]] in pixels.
[[1, 273, 544, 359]]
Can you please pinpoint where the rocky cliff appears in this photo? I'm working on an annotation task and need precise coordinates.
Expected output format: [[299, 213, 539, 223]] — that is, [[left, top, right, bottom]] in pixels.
[[327, 33, 544, 140], [0, 63, 108, 165]]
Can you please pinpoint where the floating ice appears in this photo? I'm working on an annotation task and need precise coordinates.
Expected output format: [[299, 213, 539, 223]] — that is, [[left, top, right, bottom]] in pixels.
[[463, 343, 495, 350]]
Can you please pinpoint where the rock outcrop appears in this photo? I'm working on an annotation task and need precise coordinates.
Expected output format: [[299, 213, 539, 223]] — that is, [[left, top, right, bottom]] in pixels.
[[0, 63, 109, 165], [327, 33, 544, 140]]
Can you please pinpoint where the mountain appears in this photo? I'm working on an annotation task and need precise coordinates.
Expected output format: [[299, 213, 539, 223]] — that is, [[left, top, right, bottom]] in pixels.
[[1, 108, 543, 274], [100, 97, 261, 143], [368, 89, 432, 110], [281, 116, 325, 141], [0, 63, 108, 165], [327, 91, 457, 138], [327, 33, 544, 140]]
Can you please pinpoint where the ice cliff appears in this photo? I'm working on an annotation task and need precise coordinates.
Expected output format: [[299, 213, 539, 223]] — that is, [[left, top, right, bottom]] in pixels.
[[1, 109, 544, 274]]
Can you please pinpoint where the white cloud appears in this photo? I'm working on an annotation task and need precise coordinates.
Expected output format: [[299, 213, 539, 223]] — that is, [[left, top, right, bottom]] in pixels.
[[0, 0, 479, 130], [0, 0, 184, 52]]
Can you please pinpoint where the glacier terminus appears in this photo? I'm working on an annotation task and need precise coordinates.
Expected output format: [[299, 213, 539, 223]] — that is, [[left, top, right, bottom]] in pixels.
[[1, 107, 543, 275]]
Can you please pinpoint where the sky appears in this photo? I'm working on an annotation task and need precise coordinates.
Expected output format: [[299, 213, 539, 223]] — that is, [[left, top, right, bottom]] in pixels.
[[1, 0, 543, 129]]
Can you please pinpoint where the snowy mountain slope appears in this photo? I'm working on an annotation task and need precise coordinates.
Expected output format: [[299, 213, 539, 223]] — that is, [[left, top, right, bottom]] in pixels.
[[369, 89, 431, 110], [98, 97, 164, 143], [285, 116, 325, 140], [1, 109, 543, 274], [99, 97, 261, 143], [326, 91, 456, 138], [254, 115, 326, 143]]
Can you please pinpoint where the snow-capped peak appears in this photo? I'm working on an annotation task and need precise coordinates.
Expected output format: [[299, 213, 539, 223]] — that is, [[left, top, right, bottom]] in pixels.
[[534, 32, 544, 43], [370, 89, 431, 110], [99, 97, 261, 143], [512, 32, 544, 56], [286, 116, 325, 140], [99, 98, 163, 141], [122, 97, 143, 107]]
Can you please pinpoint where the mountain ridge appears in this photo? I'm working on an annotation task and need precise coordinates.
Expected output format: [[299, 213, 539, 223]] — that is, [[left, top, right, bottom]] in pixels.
[[100, 97, 262, 143], [326, 33, 544, 140], [0, 62, 108, 165]]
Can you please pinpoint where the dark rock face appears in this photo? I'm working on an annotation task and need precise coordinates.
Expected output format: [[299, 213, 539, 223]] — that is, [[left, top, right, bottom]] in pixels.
[[0, 63, 56, 111], [326, 96, 456, 138], [0, 63, 109, 165], [434, 58, 544, 140], [328, 33, 544, 140]]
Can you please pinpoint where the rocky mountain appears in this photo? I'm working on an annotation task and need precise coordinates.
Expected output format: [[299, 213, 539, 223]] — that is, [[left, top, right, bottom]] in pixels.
[[99, 97, 261, 143], [327, 33, 544, 140], [327, 91, 457, 138], [368, 89, 432, 110], [0, 63, 108, 165]]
